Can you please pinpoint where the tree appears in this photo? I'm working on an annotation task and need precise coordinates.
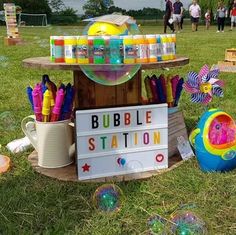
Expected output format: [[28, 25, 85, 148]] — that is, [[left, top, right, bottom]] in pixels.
[[83, 0, 114, 17], [198, 0, 231, 18], [49, 0, 65, 12], [0, 0, 52, 15]]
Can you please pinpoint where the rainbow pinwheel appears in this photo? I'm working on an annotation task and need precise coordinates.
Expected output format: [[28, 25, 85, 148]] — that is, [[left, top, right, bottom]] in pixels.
[[183, 64, 224, 104]]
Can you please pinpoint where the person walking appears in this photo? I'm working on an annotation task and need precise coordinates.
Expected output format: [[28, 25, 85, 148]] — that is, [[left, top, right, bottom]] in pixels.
[[216, 1, 227, 32], [173, 0, 184, 33], [230, 0, 236, 30], [189, 0, 201, 32], [205, 9, 211, 30], [164, 0, 175, 33]]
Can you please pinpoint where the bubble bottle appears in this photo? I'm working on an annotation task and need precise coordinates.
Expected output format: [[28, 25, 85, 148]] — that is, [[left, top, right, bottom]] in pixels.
[[93, 36, 105, 64], [54, 36, 65, 63], [109, 35, 123, 64], [160, 34, 168, 61], [64, 36, 77, 64], [88, 36, 94, 64], [171, 34, 177, 59], [146, 34, 157, 63], [50, 36, 55, 62], [77, 35, 89, 64], [134, 35, 148, 63], [103, 36, 110, 64], [156, 34, 162, 61], [123, 35, 136, 64]]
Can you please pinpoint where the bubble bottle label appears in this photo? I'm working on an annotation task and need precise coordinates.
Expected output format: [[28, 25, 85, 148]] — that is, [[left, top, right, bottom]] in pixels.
[[109, 36, 123, 64], [103, 36, 110, 64], [88, 36, 94, 64], [160, 35, 168, 61], [156, 34, 162, 61], [123, 35, 135, 64], [54, 36, 65, 63], [146, 34, 157, 63], [171, 34, 177, 59], [134, 35, 148, 63], [64, 36, 77, 64], [77, 36, 89, 64], [93, 37, 105, 64], [50, 36, 55, 62]]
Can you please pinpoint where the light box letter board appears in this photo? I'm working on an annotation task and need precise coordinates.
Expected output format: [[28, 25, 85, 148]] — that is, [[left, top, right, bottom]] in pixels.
[[76, 104, 168, 180]]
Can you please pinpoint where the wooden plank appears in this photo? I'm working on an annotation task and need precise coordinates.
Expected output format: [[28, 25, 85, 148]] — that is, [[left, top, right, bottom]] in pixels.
[[4, 37, 23, 46], [74, 70, 96, 109], [95, 84, 116, 107], [126, 69, 142, 105]]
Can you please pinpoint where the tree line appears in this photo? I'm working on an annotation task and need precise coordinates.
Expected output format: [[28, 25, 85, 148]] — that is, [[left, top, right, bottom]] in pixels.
[[0, 0, 235, 25]]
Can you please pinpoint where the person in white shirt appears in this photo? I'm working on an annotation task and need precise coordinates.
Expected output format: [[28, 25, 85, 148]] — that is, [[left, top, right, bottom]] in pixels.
[[189, 0, 201, 32]]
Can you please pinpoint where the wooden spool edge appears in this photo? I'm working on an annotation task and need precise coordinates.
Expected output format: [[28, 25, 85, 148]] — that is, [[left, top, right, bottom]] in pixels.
[[28, 151, 184, 183]]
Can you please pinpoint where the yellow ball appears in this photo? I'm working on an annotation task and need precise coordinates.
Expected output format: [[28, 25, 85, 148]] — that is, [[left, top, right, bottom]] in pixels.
[[87, 22, 128, 36]]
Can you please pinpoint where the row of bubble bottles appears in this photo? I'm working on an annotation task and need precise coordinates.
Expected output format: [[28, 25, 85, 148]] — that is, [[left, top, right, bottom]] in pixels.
[[50, 34, 176, 64]]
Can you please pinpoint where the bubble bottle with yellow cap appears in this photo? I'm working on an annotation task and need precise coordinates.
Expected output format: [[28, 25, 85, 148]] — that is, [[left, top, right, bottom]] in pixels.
[[77, 36, 89, 64], [64, 36, 77, 64], [160, 35, 168, 61], [123, 35, 136, 64]]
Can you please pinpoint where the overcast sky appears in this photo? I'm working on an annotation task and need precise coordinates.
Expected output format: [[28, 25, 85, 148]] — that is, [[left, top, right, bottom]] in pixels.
[[62, 0, 192, 14]]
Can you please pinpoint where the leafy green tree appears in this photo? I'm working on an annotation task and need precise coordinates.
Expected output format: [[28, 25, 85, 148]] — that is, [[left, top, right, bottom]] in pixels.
[[0, 0, 51, 15], [198, 0, 232, 18], [83, 0, 114, 17], [49, 0, 65, 12]]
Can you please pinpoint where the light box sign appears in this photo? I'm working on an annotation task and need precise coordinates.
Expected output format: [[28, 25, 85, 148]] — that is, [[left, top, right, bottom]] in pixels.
[[76, 104, 168, 180]]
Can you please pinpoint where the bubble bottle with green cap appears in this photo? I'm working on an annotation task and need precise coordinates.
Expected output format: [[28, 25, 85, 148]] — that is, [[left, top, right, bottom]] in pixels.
[[93, 36, 105, 64]]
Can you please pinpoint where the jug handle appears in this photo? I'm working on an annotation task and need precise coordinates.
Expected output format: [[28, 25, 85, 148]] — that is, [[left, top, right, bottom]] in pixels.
[[189, 128, 200, 148], [68, 122, 75, 158], [21, 115, 38, 151]]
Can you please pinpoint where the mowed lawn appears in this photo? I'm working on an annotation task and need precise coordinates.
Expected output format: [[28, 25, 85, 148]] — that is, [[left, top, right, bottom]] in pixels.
[[0, 24, 236, 234]]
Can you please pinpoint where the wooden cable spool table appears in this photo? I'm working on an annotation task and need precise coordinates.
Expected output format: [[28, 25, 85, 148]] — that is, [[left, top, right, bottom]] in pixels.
[[23, 56, 189, 182]]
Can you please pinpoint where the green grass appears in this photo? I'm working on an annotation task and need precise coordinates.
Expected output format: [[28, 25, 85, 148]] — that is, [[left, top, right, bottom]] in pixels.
[[0, 25, 236, 234]]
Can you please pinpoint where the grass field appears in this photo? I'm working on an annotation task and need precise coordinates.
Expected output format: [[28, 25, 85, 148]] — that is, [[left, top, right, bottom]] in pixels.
[[0, 25, 236, 234]]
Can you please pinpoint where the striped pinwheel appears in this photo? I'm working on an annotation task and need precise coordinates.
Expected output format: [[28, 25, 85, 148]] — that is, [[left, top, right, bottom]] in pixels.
[[183, 64, 224, 104]]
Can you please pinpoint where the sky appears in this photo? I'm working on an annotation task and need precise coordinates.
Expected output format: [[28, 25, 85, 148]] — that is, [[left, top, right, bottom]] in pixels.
[[62, 0, 192, 14]]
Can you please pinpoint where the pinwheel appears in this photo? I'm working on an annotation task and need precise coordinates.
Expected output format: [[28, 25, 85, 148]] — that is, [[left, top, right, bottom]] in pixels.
[[183, 64, 224, 105]]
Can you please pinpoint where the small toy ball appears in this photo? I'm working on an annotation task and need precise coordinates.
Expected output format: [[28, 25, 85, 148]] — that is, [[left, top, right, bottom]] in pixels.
[[93, 184, 123, 212], [147, 215, 166, 235], [171, 211, 207, 235], [0, 155, 10, 173]]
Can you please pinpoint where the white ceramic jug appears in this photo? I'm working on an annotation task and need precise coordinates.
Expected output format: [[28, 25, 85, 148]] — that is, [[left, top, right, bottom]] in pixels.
[[21, 115, 75, 168]]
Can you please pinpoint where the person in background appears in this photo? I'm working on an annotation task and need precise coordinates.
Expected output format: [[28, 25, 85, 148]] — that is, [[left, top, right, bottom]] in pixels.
[[180, 9, 185, 30], [164, 0, 175, 33], [205, 9, 211, 30], [173, 0, 184, 33], [230, 0, 236, 30], [216, 1, 227, 32], [189, 0, 201, 32]]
